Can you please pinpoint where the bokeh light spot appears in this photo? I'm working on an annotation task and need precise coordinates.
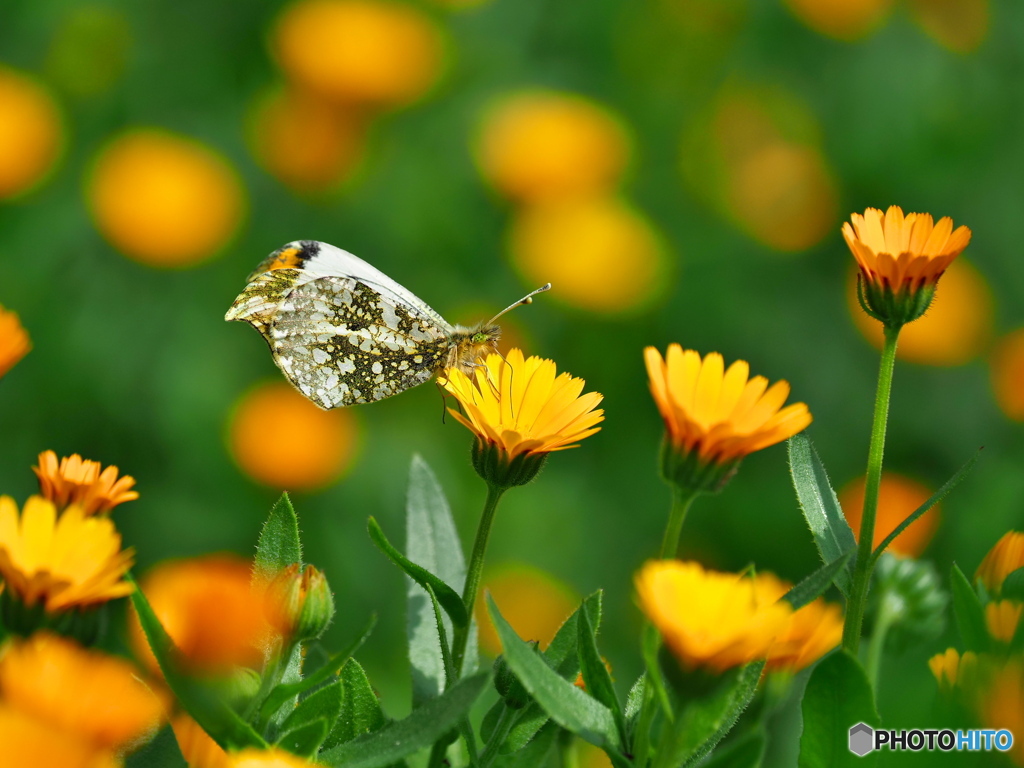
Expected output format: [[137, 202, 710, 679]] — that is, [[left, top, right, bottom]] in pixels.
[[87, 129, 245, 267], [784, 0, 893, 40], [272, 0, 445, 107], [476, 563, 578, 657], [229, 380, 358, 491], [909, 0, 989, 53], [509, 195, 664, 314], [0, 66, 63, 200], [990, 329, 1024, 422], [847, 259, 993, 366], [475, 91, 631, 203], [840, 472, 940, 558]]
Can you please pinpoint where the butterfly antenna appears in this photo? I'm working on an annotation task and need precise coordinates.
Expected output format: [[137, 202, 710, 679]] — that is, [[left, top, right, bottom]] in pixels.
[[486, 283, 551, 326]]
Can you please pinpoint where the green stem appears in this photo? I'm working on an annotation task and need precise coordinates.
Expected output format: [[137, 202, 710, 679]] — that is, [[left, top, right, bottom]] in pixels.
[[843, 325, 900, 654], [659, 488, 698, 560], [865, 590, 896, 690]]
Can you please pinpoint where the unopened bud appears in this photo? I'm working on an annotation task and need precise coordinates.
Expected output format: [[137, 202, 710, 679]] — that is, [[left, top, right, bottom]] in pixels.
[[266, 564, 335, 642]]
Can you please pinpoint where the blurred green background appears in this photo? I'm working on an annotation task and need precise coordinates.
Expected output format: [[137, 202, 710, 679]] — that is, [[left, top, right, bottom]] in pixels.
[[2, 0, 1023, 763]]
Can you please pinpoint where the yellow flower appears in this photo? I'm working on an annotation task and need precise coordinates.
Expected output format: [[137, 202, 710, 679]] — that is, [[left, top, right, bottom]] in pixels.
[[226, 748, 319, 768], [0, 704, 118, 768], [843, 206, 971, 328], [0, 632, 165, 751], [272, 0, 445, 107], [131, 555, 275, 676], [0, 304, 31, 379], [839, 473, 939, 558], [33, 450, 138, 514], [0, 496, 133, 612], [475, 90, 631, 202], [644, 345, 811, 491], [439, 349, 603, 487], [754, 573, 843, 673], [986, 601, 1023, 643], [636, 560, 792, 673], [229, 380, 359, 490], [928, 647, 977, 691], [976, 531, 1024, 596], [87, 129, 245, 267], [0, 65, 63, 199]]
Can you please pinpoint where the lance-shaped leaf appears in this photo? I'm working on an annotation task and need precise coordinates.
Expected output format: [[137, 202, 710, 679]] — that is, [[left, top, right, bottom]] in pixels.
[[578, 602, 626, 744], [324, 659, 387, 750], [278, 679, 343, 751], [782, 552, 852, 610], [487, 595, 622, 754], [788, 435, 856, 596], [950, 563, 990, 653], [798, 651, 879, 768], [318, 671, 490, 768], [254, 492, 303, 582], [128, 574, 266, 751]]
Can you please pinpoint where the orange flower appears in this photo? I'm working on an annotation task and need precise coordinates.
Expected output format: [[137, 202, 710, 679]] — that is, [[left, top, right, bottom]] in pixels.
[[33, 450, 138, 514], [843, 206, 971, 291], [986, 601, 1023, 643], [0, 496, 133, 612], [171, 714, 230, 768], [0, 66, 63, 199], [131, 555, 275, 676], [644, 345, 811, 491], [976, 531, 1024, 596], [928, 647, 977, 691], [0, 632, 165, 751], [0, 705, 118, 768], [754, 573, 843, 673], [0, 304, 31, 378], [991, 329, 1024, 421], [636, 560, 792, 673], [839, 473, 939, 558], [226, 748, 319, 767], [980, 660, 1024, 765]]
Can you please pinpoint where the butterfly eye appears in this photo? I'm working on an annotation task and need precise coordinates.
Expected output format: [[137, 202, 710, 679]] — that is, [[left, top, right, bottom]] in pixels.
[[472, 332, 489, 343]]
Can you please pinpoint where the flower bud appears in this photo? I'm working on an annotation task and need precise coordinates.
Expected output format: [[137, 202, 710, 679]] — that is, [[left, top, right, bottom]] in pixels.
[[492, 649, 535, 709], [868, 554, 947, 652], [471, 438, 547, 490], [266, 564, 335, 642]]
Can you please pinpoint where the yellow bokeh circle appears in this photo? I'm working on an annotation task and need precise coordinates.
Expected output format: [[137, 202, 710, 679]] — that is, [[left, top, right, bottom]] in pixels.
[[475, 563, 578, 657], [840, 473, 939, 558], [229, 380, 358, 490], [847, 259, 993, 366], [87, 129, 245, 267], [509, 195, 663, 314], [0, 66, 63, 200], [248, 87, 366, 193], [476, 91, 631, 202], [272, 0, 445, 106], [784, 0, 893, 40], [991, 329, 1024, 422]]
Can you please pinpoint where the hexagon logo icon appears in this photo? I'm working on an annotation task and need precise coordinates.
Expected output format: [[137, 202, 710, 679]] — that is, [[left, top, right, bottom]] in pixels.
[[849, 722, 874, 756]]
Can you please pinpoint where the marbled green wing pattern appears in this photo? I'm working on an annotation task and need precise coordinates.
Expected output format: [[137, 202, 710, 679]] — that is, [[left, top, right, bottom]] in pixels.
[[265, 274, 453, 409]]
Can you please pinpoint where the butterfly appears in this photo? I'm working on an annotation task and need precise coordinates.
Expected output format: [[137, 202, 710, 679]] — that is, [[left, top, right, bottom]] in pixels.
[[225, 240, 549, 409]]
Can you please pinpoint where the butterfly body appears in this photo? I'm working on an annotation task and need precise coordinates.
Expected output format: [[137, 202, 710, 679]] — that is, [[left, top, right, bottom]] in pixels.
[[226, 240, 501, 409]]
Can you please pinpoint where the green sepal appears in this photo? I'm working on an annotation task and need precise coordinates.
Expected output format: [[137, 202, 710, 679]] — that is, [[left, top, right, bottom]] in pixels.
[[487, 595, 623, 755], [0, 591, 109, 645], [659, 436, 739, 495], [472, 438, 547, 489], [950, 563, 990, 653], [324, 658, 387, 749], [259, 614, 377, 726], [1000, 567, 1024, 601], [782, 552, 852, 609], [788, 435, 856, 596], [368, 517, 467, 628], [254, 492, 303, 583], [127, 573, 267, 751], [276, 719, 330, 759], [798, 651, 879, 768], [317, 671, 490, 768], [856, 271, 936, 330], [671, 661, 765, 767]]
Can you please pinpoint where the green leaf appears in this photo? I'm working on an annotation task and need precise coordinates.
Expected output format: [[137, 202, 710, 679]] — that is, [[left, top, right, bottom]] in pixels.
[[280, 680, 343, 740], [798, 651, 879, 768], [369, 517, 467, 628], [405, 455, 472, 706], [125, 725, 187, 767], [491, 721, 560, 767], [624, 676, 645, 728], [702, 729, 766, 768], [127, 574, 266, 751], [426, 583, 478, 764], [788, 435, 856, 596], [318, 671, 490, 767], [674, 661, 765, 767], [642, 624, 672, 719], [254, 492, 303, 582], [260, 614, 376, 726], [1001, 567, 1024, 601], [277, 719, 330, 759], [578, 604, 626, 744], [782, 552, 853, 610], [324, 658, 387, 749], [487, 595, 622, 754], [871, 450, 981, 565], [950, 563, 990, 653]]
